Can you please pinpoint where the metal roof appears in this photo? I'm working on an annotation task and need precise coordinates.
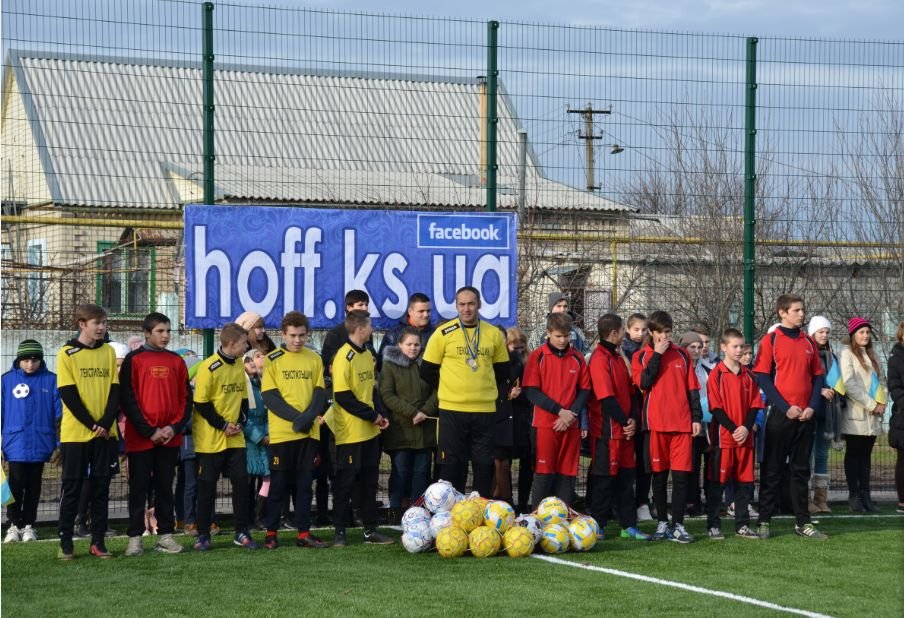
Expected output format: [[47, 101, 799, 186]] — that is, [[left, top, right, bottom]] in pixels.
[[5, 51, 630, 213]]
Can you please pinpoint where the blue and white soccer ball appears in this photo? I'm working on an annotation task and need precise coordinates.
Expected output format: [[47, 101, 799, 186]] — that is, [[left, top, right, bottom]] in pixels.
[[401, 529, 433, 554], [429, 511, 453, 538], [406, 518, 434, 540], [514, 514, 544, 545], [423, 481, 458, 514], [401, 506, 432, 532]]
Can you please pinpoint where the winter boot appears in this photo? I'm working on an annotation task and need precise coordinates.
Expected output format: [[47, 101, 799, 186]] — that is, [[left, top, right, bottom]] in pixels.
[[812, 475, 831, 513]]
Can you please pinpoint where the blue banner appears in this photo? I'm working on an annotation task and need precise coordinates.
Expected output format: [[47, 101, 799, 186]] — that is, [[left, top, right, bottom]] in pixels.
[[184, 205, 518, 329]]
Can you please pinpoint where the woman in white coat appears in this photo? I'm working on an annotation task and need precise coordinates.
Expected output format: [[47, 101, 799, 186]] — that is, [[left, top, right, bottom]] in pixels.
[[839, 317, 887, 513]]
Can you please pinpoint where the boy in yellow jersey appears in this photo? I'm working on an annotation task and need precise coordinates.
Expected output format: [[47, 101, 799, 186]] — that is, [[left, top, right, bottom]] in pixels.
[[192, 323, 256, 551], [260, 311, 327, 549], [56, 304, 119, 560], [421, 286, 510, 496], [329, 310, 394, 547]]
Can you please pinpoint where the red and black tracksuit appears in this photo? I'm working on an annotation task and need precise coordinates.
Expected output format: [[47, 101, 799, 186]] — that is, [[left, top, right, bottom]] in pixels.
[[632, 343, 702, 525], [119, 345, 192, 538]]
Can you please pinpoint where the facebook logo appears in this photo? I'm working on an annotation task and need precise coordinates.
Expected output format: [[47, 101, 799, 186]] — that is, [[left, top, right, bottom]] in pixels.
[[417, 215, 510, 249]]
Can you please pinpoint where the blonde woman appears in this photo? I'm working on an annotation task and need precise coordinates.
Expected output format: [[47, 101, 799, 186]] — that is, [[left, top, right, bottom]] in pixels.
[[839, 317, 887, 513]]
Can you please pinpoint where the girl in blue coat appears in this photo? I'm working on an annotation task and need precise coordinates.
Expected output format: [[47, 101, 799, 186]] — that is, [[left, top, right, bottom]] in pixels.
[[2, 340, 62, 543], [243, 349, 270, 529]]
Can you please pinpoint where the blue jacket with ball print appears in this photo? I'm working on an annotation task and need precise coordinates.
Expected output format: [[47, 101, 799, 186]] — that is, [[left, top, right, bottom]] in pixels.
[[1, 358, 62, 462]]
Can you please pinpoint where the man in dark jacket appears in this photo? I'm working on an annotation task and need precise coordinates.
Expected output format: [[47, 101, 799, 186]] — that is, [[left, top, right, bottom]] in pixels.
[[376, 292, 435, 371]]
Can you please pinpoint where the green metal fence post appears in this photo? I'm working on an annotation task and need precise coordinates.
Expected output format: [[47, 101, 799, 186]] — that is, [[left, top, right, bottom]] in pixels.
[[743, 37, 758, 342], [486, 20, 499, 213], [202, 1, 215, 357]]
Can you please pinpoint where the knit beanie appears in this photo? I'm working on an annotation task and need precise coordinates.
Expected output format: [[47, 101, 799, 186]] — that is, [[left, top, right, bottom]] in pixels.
[[677, 332, 703, 348], [547, 292, 568, 312], [848, 317, 871, 337], [807, 316, 831, 337], [235, 311, 263, 332], [16, 339, 44, 360]]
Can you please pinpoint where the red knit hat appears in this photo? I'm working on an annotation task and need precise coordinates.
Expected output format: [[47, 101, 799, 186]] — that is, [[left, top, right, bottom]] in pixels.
[[847, 317, 871, 337]]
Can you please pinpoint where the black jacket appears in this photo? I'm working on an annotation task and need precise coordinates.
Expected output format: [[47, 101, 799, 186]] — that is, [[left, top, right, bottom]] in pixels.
[[887, 342, 904, 449]]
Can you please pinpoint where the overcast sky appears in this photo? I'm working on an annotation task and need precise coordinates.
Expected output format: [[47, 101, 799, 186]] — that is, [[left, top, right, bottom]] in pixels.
[[272, 0, 901, 40]]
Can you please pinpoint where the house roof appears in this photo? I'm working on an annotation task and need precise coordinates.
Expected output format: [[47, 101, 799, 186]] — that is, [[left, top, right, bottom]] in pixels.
[[4, 51, 631, 213]]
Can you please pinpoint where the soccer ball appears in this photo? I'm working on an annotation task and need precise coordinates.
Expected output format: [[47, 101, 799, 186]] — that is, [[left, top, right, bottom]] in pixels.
[[539, 523, 570, 554], [574, 515, 600, 537], [429, 511, 453, 538], [568, 518, 598, 552], [11, 383, 29, 399], [514, 515, 544, 544], [401, 530, 432, 554], [503, 526, 535, 558], [405, 518, 434, 540], [484, 500, 515, 533], [401, 506, 431, 532], [536, 497, 568, 525], [468, 525, 502, 559], [435, 526, 469, 558], [423, 481, 458, 514], [450, 500, 483, 533]]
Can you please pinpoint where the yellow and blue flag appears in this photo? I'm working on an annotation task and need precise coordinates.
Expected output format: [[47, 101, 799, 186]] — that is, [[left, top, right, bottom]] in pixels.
[[825, 361, 845, 396], [869, 372, 887, 405], [1, 468, 13, 506]]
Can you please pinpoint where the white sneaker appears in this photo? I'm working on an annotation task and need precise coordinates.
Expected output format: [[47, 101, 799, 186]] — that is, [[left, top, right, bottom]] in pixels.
[[637, 504, 653, 522], [21, 525, 38, 542], [4, 525, 21, 543], [748, 504, 759, 518], [125, 536, 144, 557], [726, 503, 736, 518], [155, 533, 184, 554]]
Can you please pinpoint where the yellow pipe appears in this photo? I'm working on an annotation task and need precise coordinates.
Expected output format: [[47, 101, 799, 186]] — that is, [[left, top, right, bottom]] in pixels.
[[1, 216, 183, 229]]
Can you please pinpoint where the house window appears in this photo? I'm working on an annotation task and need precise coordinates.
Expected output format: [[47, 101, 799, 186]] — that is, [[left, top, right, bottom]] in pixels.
[[26, 239, 48, 318], [97, 241, 156, 316]]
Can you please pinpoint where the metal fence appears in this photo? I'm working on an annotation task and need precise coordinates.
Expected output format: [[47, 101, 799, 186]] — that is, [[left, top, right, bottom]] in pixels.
[[1, 0, 902, 519]]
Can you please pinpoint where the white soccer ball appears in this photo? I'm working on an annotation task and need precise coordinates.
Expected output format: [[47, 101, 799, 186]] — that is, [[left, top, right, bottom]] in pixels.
[[401, 530, 433, 554], [12, 383, 29, 399], [405, 519, 434, 540], [514, 514, 544, 544], [423, 481, 458, 514], [429, 511, 453, 538], [401, 506, 431, 532]]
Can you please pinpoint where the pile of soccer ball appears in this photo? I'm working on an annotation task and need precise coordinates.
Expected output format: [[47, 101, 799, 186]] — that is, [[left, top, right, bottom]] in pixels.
[[400, 482, 599, 559]]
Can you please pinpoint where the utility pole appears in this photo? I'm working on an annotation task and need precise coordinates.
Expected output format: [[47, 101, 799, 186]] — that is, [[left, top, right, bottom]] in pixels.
[[569, 103, 611, 191]]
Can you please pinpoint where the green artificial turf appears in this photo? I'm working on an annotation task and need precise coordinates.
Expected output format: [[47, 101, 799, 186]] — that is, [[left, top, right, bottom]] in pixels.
[[2, 512, 902, 617]]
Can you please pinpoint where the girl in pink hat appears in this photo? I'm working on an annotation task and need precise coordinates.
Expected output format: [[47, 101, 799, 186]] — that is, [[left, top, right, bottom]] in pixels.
[[839, 317, 887, 513]]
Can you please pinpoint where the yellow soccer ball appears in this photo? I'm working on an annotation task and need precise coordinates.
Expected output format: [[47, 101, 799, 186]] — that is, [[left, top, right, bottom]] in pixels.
[[568, 518, 598, 552], [536, 497, 569, 525], [450, 499, 484, 533], [503, 526, 535, 558], [468, 525, 502, 559], [540, 523, 571, 554], [435, 526, 469, 558], [484, 500, 516, 533], [571, 515, 600, 538]]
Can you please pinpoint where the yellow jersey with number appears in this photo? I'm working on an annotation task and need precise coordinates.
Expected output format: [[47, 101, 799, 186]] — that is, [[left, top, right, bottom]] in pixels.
[[262, 347, 324, 444], [57, 342, 119, 443], [422, 320, 508, 413], [329, 343, 379, 445], [192, 352, 246, 453]]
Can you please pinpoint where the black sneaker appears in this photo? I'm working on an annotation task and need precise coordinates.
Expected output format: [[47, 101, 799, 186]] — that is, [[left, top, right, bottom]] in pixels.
[[89, 541, 113, 558], [333, 531, 347, 547], [296, 534, 327, 549], [58, 537, 75, 560], [363, 529, 394, 545], [794, 523, 828, 540], [73, 523, 90, 539]]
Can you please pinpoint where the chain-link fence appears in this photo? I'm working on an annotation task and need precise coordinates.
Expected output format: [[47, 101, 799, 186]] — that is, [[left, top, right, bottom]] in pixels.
[[2, 1, 902, 520]]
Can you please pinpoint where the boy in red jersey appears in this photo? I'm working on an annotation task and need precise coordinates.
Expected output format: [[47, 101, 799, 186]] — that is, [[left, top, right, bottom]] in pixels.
[[120, 312, 192, 556], [523, 313, 591, 506], [588, 314, 650, 541], [705, 328, 762, 540], [753, 294, 827, 540], [632, 310, 702, 544]]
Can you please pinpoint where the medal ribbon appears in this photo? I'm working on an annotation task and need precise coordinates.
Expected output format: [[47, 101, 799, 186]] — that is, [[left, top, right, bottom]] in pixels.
[[461, 320, 480, 364]]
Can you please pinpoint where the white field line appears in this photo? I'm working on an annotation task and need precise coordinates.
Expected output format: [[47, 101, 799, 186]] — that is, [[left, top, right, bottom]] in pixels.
[[532, 554, 833, 618]]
